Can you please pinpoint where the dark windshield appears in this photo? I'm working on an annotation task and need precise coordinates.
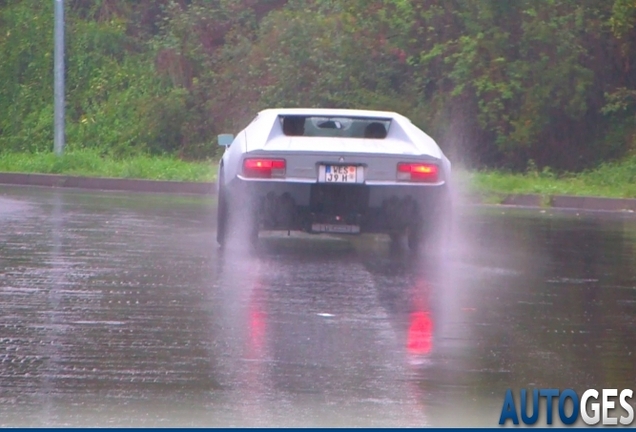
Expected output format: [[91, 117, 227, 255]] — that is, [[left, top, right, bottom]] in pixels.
[[280, 115, 391, 138]]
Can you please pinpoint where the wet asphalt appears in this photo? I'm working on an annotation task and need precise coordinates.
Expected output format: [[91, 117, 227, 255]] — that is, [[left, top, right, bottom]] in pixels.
[[0, 185, 635, 427]]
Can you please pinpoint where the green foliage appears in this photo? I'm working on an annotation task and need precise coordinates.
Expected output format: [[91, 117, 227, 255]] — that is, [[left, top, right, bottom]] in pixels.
[[602, 87, 636, 115], [0, 148, 216, 181], [609, 0, 636, 44], [467, 156, 636, 199], [403, 0, 603, 166], [1, 0, 636, 173], [0, 0, 195, 157], [0, 1, 55, 152], [251, 7, 408, 110]]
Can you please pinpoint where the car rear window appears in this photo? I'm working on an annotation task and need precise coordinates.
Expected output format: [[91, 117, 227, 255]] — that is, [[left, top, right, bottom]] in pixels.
[[279, 115, 391, 139]]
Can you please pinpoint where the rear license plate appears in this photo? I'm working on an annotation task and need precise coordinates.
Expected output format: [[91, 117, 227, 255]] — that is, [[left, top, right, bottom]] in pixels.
[[318, 165, 362, 183], [311, 223, 360, 234]]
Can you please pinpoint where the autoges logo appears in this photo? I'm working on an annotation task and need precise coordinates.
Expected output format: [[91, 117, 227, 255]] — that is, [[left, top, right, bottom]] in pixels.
[[499, 388, 634, 426]]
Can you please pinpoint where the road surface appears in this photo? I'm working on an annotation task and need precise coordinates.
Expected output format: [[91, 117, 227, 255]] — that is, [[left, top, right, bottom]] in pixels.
[[1, 185, 635, 426]]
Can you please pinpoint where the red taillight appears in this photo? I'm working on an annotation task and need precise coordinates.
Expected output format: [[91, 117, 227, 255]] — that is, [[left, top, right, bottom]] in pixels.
[[397, 162, 439, 182], [243, 158, 286, 178]]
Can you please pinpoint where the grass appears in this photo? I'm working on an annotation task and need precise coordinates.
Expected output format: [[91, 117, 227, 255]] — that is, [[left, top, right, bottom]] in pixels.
[[459, 156, 636, 201], [0, 148, 217, 182], [1, 149, 635, 200]]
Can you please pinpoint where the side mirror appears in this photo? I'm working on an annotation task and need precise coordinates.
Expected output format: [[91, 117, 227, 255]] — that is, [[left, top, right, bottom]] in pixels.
[[218, 134, 234, 146]]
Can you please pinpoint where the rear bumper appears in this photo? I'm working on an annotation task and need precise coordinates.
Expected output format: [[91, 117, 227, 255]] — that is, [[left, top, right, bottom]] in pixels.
[[227, 177, 447, 206], [225, 178, 448, 234]]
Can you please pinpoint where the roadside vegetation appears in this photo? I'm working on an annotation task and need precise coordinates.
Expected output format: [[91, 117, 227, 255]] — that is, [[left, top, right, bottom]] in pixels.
[[466, 156, 636, 200], [1, 1, 635, 194], [0, 149, 216, 182], [2, 148, 634, 201]]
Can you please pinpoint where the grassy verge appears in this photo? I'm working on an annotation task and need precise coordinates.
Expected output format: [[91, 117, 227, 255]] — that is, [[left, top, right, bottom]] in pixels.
[[462, 156, 636, 201], [1, 150, 635, 200], [0, 149, 217, 182]]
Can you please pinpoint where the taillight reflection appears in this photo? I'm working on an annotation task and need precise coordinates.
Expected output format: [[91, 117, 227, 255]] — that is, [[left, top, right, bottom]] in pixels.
[[397, 162, 439, 183], [243, 158, 286, 178], [406, 278, 434, 358], [406, 310, 433, 354]]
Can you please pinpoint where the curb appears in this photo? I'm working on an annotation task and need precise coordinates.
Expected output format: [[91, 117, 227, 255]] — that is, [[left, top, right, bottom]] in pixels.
[[500, 194, 543, 207], [497, 193, 636, 212], [0, 172, 215, 195], [1, 172, 635, 212], [550, 195, 636, 212]]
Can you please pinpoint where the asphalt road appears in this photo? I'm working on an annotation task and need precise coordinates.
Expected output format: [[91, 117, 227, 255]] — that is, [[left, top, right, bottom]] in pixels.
[[1, 185, 635, 427]]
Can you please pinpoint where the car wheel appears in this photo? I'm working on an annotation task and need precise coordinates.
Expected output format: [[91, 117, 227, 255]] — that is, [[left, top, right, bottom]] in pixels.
[[431, 187, 452, 250], [216, 177, 229, 247], [249, 220, 259, 247], [410, 188, 452, 253], [218, 194, 260, 250], [389, 232, 403, 243], [388, 230, 405, 250], [407, 224, 423, 251], [232, 194, 260, 249]]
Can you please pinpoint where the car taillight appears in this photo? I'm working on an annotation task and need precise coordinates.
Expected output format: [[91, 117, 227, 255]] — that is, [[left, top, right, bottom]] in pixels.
[[397, 162, 439, 182], [243, 158, 286, 178]]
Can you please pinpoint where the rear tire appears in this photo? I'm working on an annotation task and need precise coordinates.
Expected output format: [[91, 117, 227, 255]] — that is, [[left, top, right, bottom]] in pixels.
[[217, 190, 260, 249], [407, 224, 423, 251], [216, 185, 229, 247], [389, 232, 403, 243], [249, 222, 259, 247]]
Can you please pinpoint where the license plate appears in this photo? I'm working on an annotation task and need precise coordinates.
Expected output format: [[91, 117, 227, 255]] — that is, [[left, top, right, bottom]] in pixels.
[[318, 165, 362, 183], [311, 224, 360, 234]]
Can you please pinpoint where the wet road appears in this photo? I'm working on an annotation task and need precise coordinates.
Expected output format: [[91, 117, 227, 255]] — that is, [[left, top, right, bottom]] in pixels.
[[1, 185, 635, 427]]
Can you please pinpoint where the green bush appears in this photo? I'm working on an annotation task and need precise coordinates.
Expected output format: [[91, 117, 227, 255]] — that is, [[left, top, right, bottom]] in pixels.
[[1, 0, 636, 173]]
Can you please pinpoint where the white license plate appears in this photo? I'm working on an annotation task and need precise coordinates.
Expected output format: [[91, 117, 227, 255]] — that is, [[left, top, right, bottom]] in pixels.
[[311, 224, 360, 234], [318, 165, 362, 183]]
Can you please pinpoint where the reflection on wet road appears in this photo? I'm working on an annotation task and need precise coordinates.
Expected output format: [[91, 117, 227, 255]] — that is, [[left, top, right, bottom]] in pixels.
[[1, 185, 635, 426]]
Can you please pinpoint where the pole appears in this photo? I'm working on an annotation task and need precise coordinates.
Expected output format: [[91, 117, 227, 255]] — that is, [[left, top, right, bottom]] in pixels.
[[54, 0, 65, 156]]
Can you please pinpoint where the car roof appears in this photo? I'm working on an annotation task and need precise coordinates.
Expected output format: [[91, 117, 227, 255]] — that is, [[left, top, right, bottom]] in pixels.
[[258, 107, 407, 120]]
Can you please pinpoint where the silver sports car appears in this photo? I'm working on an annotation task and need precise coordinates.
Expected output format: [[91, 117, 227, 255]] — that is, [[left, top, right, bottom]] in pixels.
[[216, 108, 451, 250]]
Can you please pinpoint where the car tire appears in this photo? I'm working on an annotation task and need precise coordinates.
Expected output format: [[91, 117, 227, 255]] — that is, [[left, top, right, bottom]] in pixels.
[[411, 187, 452, 253], [236, 197, 259, 248], [407, 224, 423, 251], [388, 230, 405, 250], [389, 232, 403, 243], [216, 174, 229, 247], [218, 186, 260, 249], [249, 220, 259, 247]]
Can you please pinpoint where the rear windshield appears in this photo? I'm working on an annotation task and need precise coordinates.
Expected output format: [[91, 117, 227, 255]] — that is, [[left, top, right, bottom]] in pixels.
[[279, 115, 391, 139]]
